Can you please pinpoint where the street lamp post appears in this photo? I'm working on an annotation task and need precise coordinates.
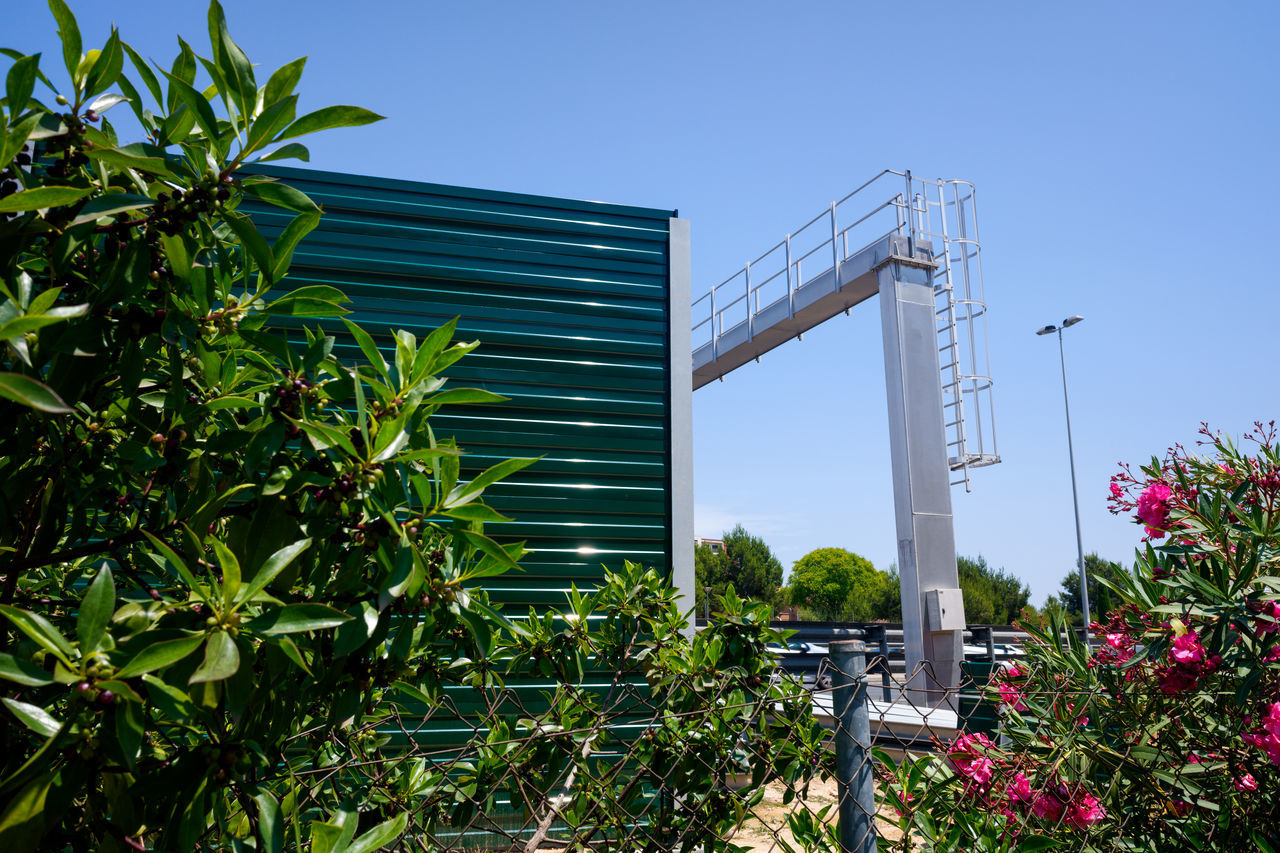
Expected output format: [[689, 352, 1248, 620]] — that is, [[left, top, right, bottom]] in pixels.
[[1036, 316, 1090, 646]]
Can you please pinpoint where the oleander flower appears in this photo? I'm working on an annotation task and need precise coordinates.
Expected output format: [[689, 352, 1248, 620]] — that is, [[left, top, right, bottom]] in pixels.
[[1066, 792, 1106, 829], [1136, 481, 1173, 537]]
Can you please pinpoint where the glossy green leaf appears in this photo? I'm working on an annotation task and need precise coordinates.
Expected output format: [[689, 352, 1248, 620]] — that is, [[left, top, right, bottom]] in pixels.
[[75, 565, 114, 653], [121, 41, 162, 104], [0, 654, 54, 687], [0, 373, 70, 412], [270, 210, 321, 280], [160, 69, 218, 140], [444, 457, 537, 509], [1, 698, 61, 739], [207, 0, 255, 119], [85, 146, 173, 178], [248, 603, 351, 635], [264, 57, 306, 108], [189, 630, 240, 683], [68, 191, 155, 225], [255, 142, 310, 164], [224, 212, 275, 279], [84, 28, 123, 97], [0, 186, 91, 213], [116, 634, 205, 679], [341, 319, 388, 378], [244, 94, 297, 155], [0, 770, 56, 852], [47, 0, 81, 80], [210, 537, 241, 609], [0, 306, 88, 342], [5, 54, 39, 116], [241, 178, 318, 212], [276, 105, 384, 142], [346, 813, 408, 853], [0, 604, 74, 661], [235, 538, 312, 606], [255, 791, 284, 853]]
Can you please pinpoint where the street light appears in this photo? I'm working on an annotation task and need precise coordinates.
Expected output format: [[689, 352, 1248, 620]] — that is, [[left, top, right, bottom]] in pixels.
[[1036, 315, 1090, 646]]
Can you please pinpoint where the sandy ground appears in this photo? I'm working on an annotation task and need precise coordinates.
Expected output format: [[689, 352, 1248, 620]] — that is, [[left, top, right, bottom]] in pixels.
[[728, 778, 903, 852]]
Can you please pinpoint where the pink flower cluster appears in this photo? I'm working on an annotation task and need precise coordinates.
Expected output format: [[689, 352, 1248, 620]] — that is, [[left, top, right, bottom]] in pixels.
[[1136, 482, 1173, 538], [1155, 631, 1220, 694], [1243, 702, 1280, 766], [1255, 600, 1280, 635], [943, 733, 1106, 831]]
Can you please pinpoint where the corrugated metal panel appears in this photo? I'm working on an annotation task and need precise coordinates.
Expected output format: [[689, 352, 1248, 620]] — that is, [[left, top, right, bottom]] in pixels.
[[245, 165, 676, 608]]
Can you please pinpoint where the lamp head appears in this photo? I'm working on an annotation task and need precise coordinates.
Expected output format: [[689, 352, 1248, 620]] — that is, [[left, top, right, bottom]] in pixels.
[[1035, 325, 1057, 336], [1061, 315, 1084, 328]]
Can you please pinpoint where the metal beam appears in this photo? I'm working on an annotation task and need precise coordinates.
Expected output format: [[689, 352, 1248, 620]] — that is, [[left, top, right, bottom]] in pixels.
[[693, 233, 915, 390], [668, 218, 695, 627], [877, 244, 964, 709]]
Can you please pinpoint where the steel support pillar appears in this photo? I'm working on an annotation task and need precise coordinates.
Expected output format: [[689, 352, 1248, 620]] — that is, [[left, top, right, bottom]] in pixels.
[[877, 248, 964, 709]]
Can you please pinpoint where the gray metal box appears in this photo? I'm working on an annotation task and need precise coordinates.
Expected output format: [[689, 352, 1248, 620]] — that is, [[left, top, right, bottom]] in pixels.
[[924, 588, 966, 632]]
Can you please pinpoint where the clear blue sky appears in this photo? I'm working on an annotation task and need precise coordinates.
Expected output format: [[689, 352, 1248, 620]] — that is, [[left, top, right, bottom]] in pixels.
[[10, 1, 1278, 606]]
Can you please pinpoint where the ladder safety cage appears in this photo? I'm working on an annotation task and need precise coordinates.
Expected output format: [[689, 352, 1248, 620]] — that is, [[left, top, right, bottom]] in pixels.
[[691, 169, 1000, 491]]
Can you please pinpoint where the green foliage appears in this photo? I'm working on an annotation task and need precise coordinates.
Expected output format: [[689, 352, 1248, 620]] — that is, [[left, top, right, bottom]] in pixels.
[[694, 540, 727, 614], [1045, 553, 1129, 626], [0, 4, 529, 850], [788, 547, 891, 622], [956, 554, 1031, 625], [880, 425, 1280, 850], [697, 525, 784, 611]]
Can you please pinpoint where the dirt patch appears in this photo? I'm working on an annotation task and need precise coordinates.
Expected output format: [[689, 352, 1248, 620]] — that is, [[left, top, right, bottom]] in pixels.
[[729, 778, 903, 852]]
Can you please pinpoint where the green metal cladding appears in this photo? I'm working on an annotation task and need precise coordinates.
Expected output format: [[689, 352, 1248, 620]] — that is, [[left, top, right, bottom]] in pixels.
[[246, 165, 678, 609]]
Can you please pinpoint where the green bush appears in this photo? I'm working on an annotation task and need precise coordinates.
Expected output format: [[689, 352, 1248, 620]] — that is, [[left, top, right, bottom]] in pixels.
[[0, 4, 531, 849]]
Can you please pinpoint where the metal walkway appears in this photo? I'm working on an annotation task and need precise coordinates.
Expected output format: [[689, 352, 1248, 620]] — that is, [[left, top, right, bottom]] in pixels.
[[691, 170, 1000, 489]]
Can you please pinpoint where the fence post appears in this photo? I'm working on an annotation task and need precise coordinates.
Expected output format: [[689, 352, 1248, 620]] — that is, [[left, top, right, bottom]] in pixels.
[[831, 640, 876, 853]]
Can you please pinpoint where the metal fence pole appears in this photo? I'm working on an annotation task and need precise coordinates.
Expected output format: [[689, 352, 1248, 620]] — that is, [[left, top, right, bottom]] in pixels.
[[831, 640, 876, 853]]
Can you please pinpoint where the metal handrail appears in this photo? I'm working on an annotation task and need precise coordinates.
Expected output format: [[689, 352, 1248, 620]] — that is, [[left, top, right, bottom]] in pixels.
[[693, 170, 1001, 492]]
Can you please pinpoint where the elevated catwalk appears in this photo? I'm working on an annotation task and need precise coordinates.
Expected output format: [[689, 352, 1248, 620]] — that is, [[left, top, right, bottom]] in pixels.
[[691, 171, 1001, 705]]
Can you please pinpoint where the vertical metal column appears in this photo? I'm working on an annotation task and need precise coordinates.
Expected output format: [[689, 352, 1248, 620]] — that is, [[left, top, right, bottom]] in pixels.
[[668, 218, 695, 635], [831, 640, 876, 853], [877, 246, 965, 709]]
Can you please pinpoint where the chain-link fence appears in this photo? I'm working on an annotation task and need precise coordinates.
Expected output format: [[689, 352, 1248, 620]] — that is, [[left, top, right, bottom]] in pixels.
[[285, 633, 1275, 852]]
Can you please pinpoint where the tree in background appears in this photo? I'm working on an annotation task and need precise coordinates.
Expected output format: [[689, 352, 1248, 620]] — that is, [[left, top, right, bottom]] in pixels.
[[694, 540, 728, 614], [1044, 552, 1129, 625], [722, 524, 784, 606], [787, 547, 895, 621], [957, 554, 1032, 624], [696, 525, 783, 611]]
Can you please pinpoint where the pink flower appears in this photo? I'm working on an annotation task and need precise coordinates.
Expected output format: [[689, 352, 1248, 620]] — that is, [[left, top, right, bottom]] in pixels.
[[1136, 482, 1173, 537], [1156, 665, 1200, 694], [1170, 632, 1205, 665], [1263, 702, 1280, 739], [1066, 792, 1106, 829], [1007, 772, 1033, 804], [948, 732, 997, 787], [1109, 482, 1124, 500], [998, 682, 1028, 711], [1264, 645, 1280, 663], [1257, 601, 1280, 634], [1105, 631, 1129, 651], [1235, 773, 1259, 792], [1031, 793, 1065, 822], [1243, 731, 1280, 766]]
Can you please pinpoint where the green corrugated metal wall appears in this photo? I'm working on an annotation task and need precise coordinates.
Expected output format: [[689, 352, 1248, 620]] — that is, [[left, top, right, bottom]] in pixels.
[[246, 165, 677, 608]]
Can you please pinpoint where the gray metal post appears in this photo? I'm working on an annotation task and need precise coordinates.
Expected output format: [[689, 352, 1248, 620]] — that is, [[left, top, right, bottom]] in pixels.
[[831, 640, 876, 853], [667, 218, 695, 637], [878, 246, 965, 709], [1056, 328, 1091, 644]]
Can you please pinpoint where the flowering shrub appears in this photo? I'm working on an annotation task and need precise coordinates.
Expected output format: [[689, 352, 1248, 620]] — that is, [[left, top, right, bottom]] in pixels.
[[878, 423, 1280, 850]]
